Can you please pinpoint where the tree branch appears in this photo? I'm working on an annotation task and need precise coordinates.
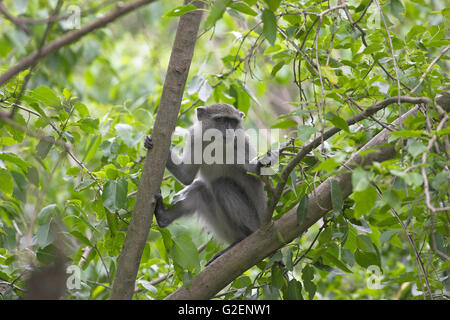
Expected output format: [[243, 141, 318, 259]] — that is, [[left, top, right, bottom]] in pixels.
[[0, 0, 156, 87], [263, 96, 432, 223], [166, 106, 419, 300], [110, 1, 204, 300]]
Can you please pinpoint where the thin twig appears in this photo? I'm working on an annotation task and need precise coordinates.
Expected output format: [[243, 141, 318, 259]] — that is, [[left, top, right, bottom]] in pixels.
[[373, 183, 432, 299], [374, 0, 402, 110], [410, 45, 450, 94]]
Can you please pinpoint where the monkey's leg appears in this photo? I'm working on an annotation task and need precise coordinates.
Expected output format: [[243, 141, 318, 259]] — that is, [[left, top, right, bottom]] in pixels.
[[212, 177, 260, 239], [154, 180, 210, 228]]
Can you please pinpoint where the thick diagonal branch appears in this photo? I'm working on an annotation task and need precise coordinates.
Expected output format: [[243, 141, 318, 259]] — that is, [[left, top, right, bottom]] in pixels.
[[166, 106, 420, 300]]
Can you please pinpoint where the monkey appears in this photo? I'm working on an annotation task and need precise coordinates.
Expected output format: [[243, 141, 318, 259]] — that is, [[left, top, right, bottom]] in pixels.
[[145, 103, 276, 265]]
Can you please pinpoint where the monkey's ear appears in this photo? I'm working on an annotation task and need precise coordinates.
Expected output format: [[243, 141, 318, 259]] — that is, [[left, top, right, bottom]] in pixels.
[[196, 107, 207, 121], [239, 111, 245, 118]]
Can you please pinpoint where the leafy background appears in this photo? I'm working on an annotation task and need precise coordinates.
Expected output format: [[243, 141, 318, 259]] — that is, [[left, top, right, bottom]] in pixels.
[[0, 0, 449, 299]]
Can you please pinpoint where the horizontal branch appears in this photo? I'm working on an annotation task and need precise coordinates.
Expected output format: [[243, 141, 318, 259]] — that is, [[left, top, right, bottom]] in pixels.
[[264, 95, 432, 220], [166, 106, 419, 300], [0, 0, 156, 87]]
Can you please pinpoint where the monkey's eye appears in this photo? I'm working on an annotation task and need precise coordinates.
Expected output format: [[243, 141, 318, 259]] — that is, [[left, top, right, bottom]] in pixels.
[[215, 117, 226, 124]]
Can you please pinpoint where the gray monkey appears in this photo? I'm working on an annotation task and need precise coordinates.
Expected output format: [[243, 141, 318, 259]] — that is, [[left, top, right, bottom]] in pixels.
[[145, 103, 275, 264]]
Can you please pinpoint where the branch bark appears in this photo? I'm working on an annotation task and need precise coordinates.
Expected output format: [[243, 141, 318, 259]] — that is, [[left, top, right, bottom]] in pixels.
[[0, 0, 156, 87], [110, 1, 204, 300], [166, 105, 420, 300]]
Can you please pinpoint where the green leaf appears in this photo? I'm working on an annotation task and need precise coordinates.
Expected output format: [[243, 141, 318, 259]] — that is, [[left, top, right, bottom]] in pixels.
[[36, 137, 55, 159], [66, 166, 81, 176], [301, 265, 316, 299], [229, 83, 251, 114], [285, 279, 303, 300], [352, 168, 369, 192], [229, 2, 257, 16], [313, 157, 339, 172], [263, 0, 281, 11], [382, 190, 401, 211], [102, 179, 128, 213], [29, 85, 60, 108], [321, 66, 338, 85], [380, 229, 399, 246], [271, 265, 286, 289], [407, 139, 427, 157], [70, 231, 92, 246], [83, 134, 101, 163], [406, 25, 427, 42], [77, 117, 99, 134], [74, 102, 90, 117], [105, 209, 118, 236], [63, 88, 71, 100], [271, 60, 286, 76], [198, 80, 212, 102], [37, 204, 57, 224], [323, 252, 352, 273], [74, 179, 95, 192], [297, 125, 316, 143], [271, 119, 297, 129], [240, 81, 260, 105], [187, 75, 204, 95], [171, 234, 199, 270], [0, 152, 31, 171], [0, 169, 14, 194], [164, 3, 197, 17], [204, 0, 231, 29], [116, 155, 130, 167], [341, 248, 355, 267], [262, 9, 277, 46], [326, 112, 350, 132], [355, 249, 380, 268], [296, 194, 308, 224], [390, 130, 424, 138], [353, 186, 377, 218], [330, 179, 343, 214], [27, 166, 39, 187], [182, 271, 193, 289], [390, 0, 404, 21], [36, 222, 53, 248]]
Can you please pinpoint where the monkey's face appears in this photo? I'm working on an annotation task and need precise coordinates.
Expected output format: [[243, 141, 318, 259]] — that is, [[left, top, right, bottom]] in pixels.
[[213, 116, 239, 131], [197, 104, 245, 143]]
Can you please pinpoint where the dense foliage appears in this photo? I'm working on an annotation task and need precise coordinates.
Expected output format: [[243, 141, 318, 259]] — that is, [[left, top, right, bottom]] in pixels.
[[0, 0, 448, 300]]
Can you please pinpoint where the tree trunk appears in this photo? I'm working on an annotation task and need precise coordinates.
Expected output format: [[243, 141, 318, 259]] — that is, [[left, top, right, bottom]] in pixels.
[[110, 1, 204, 300]]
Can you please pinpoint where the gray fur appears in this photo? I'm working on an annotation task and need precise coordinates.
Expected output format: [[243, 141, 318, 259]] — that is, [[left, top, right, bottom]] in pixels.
[[146, 103, 268, 250]]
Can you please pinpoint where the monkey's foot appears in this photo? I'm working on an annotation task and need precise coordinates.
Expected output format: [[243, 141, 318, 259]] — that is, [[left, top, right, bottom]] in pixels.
[[144, 134, 153, 149]]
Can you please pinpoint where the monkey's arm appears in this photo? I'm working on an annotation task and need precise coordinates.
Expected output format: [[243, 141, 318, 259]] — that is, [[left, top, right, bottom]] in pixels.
[[145, 134, 199, 185], [166, 153, 200, 185]]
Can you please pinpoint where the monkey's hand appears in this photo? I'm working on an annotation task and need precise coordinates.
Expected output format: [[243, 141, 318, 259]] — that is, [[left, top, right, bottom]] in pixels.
[[144, 134, 153, 150], [258, 150, 279, 167], [153, 193, 170, 228]]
